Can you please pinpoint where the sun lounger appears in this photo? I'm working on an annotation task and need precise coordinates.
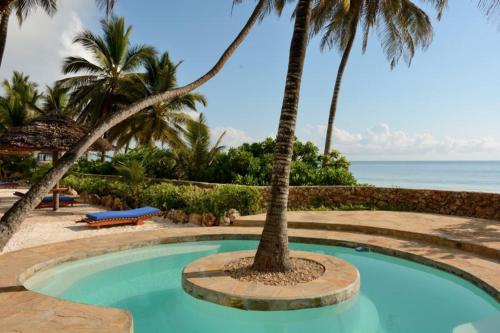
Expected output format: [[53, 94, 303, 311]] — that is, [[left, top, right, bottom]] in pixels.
[[78, 206, 161, 229], [13, 191, 77, 208], [0, 181, 18, 189]]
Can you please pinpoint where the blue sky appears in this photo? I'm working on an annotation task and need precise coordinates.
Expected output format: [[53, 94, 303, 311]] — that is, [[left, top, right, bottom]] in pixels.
[[2, 0, 500, 160]]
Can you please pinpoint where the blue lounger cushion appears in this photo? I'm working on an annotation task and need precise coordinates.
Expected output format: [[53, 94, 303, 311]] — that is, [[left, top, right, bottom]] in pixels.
[[86, 206, 161, 221], [0, 182, 17, 186], [41, 195, 76, 203]]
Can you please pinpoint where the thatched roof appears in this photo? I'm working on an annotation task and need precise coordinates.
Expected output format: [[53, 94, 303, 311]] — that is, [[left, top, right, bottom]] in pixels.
[[0, 112, 113, 152]]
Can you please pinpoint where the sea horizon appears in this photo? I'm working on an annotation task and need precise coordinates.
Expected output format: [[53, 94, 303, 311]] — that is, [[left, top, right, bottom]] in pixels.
[[350, 160, 500, 193]]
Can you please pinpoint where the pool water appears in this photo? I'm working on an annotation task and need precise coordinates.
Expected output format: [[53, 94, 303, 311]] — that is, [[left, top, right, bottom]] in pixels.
[[25, 241, 499, 333]]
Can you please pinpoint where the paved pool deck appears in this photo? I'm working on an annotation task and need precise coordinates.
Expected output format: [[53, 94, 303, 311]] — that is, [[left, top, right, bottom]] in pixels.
[[236, 211, 500, 259], [0, 196, 498, 332]]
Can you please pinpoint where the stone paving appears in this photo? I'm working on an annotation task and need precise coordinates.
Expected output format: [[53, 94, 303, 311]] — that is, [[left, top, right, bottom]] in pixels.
[[236, 211, 500, 259]]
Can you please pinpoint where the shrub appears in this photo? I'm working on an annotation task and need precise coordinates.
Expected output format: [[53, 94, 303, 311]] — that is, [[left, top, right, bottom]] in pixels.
[[211, 185, 261, 216], [67, 175, 262, 217], [64, 175, 138, 207], [73, 160, 116, 175], [140, 183, 261, 216], [0, 155, 37, 180], [30, 163, 53, 183]]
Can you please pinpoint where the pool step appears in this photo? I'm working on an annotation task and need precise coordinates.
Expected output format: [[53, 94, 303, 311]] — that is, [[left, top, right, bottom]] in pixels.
[[453, 313, 500, 333]]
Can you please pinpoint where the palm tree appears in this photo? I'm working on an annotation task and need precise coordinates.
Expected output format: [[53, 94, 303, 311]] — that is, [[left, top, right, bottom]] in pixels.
[[317, 0, 447, 156], [0, 0, 56, 68], [61, 16, 154, 162], [175, 113, 225, 181], [114, 159, 146, 207], [107, 52, 207, 150], [60, 16, 155, 129], [0, 71, 41, 131], [0, 0, 116, 68], [250, 0, 312, 272], [42, 83, 69, 114], [0, 0, 267, 251]]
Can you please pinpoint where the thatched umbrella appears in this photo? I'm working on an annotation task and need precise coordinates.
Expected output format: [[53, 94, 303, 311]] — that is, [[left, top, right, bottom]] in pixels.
[[0, 112, 112, 210]]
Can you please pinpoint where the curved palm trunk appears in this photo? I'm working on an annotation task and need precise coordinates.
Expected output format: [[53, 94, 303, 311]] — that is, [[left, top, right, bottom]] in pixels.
[[323, 22, 358, 156], [0, 0, 268, 251], [0, 6, 11, 68], [252, 0, 312, 272]]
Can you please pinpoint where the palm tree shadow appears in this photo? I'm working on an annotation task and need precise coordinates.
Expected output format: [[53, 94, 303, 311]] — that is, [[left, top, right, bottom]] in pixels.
[[434, 217, 500, 245]]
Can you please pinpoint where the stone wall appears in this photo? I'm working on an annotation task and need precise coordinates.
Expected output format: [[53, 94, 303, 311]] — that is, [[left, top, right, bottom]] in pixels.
[[258, 186, 500, 221]]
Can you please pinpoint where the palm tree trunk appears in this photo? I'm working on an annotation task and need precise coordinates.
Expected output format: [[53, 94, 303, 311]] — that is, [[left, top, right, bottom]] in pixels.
[[252, 0, 312, 272], [0, 5, 11, 68], [0, 0, 267, 251], [323, 21, 358, 156]]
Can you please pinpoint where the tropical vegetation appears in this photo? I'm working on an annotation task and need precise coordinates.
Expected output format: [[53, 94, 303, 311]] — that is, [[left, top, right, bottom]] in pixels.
[[72, 137, 357, 186], [64, 175, 262, 218], [0, 71, 41, 131]]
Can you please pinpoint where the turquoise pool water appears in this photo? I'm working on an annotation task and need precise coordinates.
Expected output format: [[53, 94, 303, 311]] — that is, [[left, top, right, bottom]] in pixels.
[[25, 241, 499, 333]]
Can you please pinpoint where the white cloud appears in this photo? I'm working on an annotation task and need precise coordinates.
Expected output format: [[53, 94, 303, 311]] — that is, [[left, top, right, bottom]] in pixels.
[[0, 0, 98, 86], [299, 123, 500, 160], [212, 126, 253, 148]]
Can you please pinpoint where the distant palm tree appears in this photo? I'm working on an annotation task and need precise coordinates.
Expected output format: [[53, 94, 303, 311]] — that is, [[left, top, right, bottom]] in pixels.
[[60, 16, 155, 129], [0, 71, 41, 131], [108, 52, 207, 150], [42, 83, 69, 114], [315, 0, 447, 156], [176, 113, 225, 181], [0, 0, 117, 67]]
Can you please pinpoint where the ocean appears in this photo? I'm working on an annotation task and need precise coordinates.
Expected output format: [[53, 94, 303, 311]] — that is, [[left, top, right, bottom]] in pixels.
[[350, 161, 500, 193]]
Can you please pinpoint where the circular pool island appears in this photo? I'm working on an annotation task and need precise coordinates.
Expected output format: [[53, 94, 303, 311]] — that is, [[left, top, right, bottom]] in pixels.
[[182, 250, 360, 310]]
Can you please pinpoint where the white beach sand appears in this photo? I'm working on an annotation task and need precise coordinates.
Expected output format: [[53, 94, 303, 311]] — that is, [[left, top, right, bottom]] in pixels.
[[0, 189, 197, 253]]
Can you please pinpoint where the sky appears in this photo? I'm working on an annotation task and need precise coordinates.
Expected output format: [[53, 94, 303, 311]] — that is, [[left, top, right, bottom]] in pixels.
[[1, 0, 500, 160]]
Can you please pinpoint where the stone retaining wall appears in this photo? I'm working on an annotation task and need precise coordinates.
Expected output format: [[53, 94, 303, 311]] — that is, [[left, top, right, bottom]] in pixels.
[[258, 186, 500, 221], [74, 174, 500, 221]]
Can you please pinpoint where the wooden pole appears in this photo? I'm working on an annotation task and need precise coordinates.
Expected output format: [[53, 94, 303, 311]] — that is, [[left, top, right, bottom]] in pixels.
[[52, 151, 60, 211]]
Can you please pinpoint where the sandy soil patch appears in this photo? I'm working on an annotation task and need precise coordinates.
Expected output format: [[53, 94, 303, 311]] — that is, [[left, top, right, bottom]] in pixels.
[[0, 189, 197, 253]]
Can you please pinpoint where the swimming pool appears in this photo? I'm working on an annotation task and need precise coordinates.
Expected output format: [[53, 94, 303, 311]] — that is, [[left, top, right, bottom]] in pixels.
[[25, 240, 499, 333]]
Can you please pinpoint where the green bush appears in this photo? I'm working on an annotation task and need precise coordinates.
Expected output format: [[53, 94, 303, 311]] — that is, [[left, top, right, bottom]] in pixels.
[[140, 183, 261, 216], [211, 185, 261, 216], [30, 163, 52, 183], [66, 175, 262, 216], [72, 160, 116, 175], [0, 155, 37, 180], [206, 138, 356, 186], [73, 139, 357, 187], [64, 175, 138, 207]]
